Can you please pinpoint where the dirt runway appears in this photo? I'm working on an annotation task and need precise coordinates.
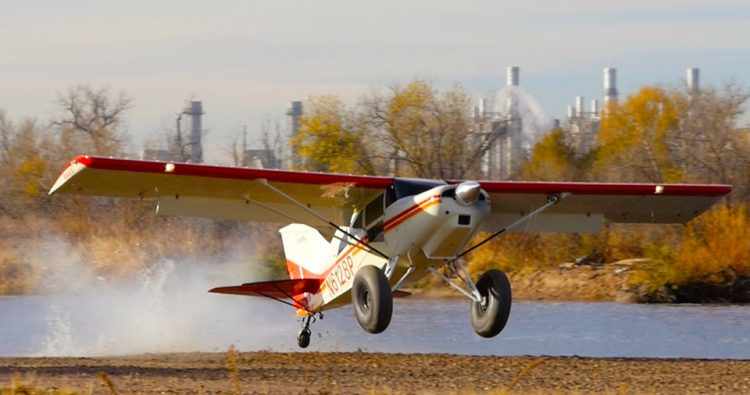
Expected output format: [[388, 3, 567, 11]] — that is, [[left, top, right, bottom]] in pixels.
[[2, 352, 749, 394]]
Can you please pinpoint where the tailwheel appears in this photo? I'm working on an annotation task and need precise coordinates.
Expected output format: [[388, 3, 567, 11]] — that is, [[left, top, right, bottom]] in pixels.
[[296, 313, 321, 348], [470, 269, 512, 338], [297, 328, 311, 348], [352, 265, 393, 334]]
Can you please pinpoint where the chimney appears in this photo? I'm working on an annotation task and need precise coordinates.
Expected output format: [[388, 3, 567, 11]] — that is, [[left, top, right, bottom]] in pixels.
[[687, 67, 700, 94], [288, 101, 303, 136], [186, 101, 203, 163], [506, 66, 520, 87], [478, 98, 487, 116], [603, 67, 618, 107], [575, 96, 585, 118], [591, 99, 599, 117]]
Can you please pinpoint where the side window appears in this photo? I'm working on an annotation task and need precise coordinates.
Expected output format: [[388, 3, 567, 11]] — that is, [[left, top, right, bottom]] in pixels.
[[364, 193, 384, 227], [366, 220, 384, 242], [385, 184, 397, 207], [351, 211, 363, 229]]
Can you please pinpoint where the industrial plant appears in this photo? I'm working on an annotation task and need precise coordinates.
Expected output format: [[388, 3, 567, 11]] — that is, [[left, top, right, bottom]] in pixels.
[[472, 65, 705, 179], [144, 67, 707, 180]]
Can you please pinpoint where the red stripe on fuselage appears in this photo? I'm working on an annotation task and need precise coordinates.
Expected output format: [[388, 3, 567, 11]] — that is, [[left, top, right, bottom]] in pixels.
[[383, 195, 441, 231]]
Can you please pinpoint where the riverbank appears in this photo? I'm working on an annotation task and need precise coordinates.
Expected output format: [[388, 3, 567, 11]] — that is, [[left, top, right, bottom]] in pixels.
[[417, 260, 638, 302], [2, 352, 748, 394]]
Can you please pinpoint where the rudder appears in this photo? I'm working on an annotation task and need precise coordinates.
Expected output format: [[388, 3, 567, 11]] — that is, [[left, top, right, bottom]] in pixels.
[[279, 224, 336, 279]]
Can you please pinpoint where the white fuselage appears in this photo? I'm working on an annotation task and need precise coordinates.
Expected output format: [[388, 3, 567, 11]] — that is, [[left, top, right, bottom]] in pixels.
[[293, 183, 491, 312]]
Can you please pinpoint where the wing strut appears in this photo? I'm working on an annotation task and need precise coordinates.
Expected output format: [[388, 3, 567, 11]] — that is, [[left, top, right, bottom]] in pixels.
[[244, 195, 374, 257], [257, 179, 391, 260], [454, 192, 568, 260], [430, 193, 568, 304]]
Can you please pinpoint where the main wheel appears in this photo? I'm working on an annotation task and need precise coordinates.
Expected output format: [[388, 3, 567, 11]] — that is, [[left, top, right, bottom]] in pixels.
[[352, 265, 393, 334], [297, 328, 311, 348], [470, 269, 512, 338]]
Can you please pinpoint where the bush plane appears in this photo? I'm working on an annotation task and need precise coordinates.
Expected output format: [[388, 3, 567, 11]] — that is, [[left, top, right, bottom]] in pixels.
[[50, 155, 731, 348]]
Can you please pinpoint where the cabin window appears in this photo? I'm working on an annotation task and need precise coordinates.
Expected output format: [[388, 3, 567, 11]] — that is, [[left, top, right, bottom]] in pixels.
[[367, 220, 385, 242], [393, 178, 445, 200], [351, 211, 363, 229], [364, 193, 384, 227], [385, 184, 397, 207]]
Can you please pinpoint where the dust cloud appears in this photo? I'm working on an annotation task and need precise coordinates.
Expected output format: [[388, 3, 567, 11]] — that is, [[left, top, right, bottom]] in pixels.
[[26, 237, 299, 356]]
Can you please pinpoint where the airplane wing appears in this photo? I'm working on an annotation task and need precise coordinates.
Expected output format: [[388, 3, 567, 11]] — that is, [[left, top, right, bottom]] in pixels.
[[476, 180, 731, 233], [50, 156, 730, 233], [49, 155, 393, 225]]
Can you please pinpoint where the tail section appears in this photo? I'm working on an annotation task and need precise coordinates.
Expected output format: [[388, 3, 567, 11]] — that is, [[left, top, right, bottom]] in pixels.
[[279, 224, 336, 280]]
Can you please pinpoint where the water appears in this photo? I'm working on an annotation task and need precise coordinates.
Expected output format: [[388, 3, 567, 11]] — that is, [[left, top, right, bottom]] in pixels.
[[2, 295, 749, 359]]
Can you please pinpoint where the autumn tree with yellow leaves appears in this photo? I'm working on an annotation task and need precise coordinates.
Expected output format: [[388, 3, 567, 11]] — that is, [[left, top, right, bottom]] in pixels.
[[520, 128, 591, 181], [290, 96, 374, 174], [292, 80, 501, 179], [593, 86, 683, 183]]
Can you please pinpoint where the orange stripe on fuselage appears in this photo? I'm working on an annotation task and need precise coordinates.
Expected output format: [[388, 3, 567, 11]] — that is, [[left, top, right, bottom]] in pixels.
[[384, 195, 441, 232], [299, 194, 442, 299]]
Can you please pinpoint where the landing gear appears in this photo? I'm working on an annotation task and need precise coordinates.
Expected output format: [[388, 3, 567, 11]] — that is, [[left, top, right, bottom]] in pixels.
[[297, 327, 311, 348], [296, 313, 322, 348], [352, 265, 393, 333], [470, 269, 512, 338], [428, 262, 512, 338]]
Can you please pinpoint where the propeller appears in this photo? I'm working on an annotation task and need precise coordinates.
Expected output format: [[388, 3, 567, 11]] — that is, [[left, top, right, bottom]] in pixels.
[[455, 181, 481, 206]]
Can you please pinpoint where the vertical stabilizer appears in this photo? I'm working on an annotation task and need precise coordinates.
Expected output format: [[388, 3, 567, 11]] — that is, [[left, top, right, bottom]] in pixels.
[[279, 224, 336, 279]]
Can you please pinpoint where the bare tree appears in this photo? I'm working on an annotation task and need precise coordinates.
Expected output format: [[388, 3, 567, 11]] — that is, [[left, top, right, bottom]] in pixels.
[[0, 110, 13, 167], [361, 81, 501, 179], [670, 83, 750, 198], [53, 85, 132, 155]]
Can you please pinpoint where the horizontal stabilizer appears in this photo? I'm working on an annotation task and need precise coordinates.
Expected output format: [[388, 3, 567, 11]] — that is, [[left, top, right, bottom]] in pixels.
[[209, 278, 322, 298]]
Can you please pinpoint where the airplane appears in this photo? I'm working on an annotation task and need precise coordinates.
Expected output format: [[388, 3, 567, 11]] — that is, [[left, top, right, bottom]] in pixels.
[[50, 155, 731, 348]]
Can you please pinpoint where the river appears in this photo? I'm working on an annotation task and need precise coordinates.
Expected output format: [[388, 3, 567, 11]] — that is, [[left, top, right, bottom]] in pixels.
[[2, 294, 748, 358]]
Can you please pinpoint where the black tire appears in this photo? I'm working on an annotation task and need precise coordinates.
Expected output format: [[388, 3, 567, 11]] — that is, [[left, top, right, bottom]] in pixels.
[[352, 265, 393, 334], [470, 269, 512, 338], [297, 328, 311, 348]]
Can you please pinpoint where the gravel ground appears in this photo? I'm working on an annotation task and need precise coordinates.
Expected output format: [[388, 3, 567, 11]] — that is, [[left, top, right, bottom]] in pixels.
[[2, 352, 750, 394]]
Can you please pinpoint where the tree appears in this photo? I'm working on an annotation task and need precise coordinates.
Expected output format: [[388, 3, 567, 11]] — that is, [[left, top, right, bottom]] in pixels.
[[520, 128, 581, 181], [53, 85, 132, 156], [594, 86, 682, 183], [290, 96, 373, 174], [669, 83, 750, 199], [0, 113, 55, 215], [363, 80, 497, 179]]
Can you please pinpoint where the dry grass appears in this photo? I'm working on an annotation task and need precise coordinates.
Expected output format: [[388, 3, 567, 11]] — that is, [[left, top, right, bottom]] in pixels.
[[225, 345, 241, 395], [631, 203, 750, 291]]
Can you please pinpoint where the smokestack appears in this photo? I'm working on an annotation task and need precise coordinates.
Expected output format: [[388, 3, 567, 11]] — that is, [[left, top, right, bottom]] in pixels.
[[603, 67, 618, 106], [288, 101, 303, 136], [591, 99, 599, 117], [478, 98, 487, 116], [575, 96, 585, 117], [506, 66, 520, 87], [687, 67, 700, 93], [186, 101, 203, 163]]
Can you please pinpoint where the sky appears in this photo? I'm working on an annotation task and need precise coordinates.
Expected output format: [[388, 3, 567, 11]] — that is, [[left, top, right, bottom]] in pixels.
[[2, 1, 749, 162]]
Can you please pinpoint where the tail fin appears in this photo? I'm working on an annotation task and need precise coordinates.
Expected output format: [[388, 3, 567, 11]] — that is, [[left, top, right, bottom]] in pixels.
[[279, 224, 336, 280]]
